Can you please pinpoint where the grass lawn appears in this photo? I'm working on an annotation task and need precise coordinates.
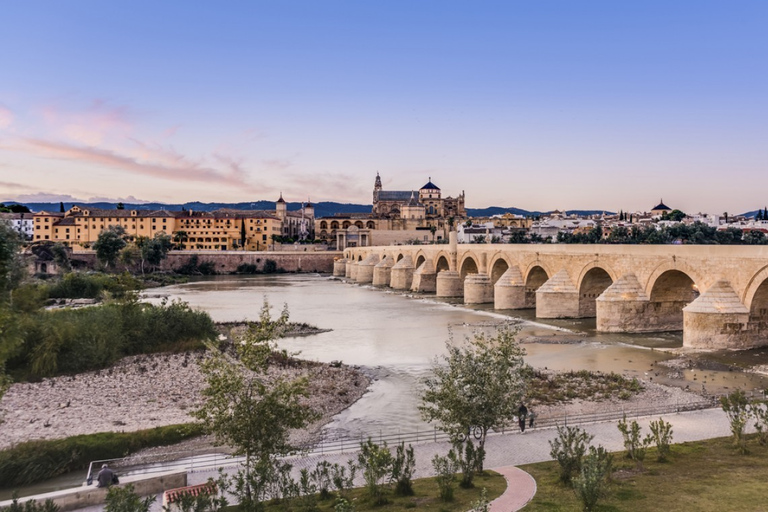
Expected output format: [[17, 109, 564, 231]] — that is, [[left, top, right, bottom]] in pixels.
[[522, 434, 768, 512], [260, 471, 506, 511]]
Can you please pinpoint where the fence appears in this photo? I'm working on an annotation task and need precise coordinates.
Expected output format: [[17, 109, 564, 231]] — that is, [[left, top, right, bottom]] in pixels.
[[86, 395, 718, 482]]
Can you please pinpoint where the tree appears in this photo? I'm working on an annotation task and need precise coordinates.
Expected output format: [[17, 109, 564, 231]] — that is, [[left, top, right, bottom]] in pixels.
[[173, 230, 189, 250], [240, 220, 247, 250], [93, 226, 128, 269], [430, 225, 437, 242], [59, 202, 65, 213], [136, 232, 173, 274], [104, 484, 155, 512], [116, 202, 125, 210], [0, 223, 23, 300], [549, 425, 594, 484], [420, 326, 527, 471], [721, 389, 750, 454], [193, 300, 318, 509]]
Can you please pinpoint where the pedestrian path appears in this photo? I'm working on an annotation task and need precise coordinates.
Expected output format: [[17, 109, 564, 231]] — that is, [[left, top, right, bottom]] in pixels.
[[59, 407, 734, 512]]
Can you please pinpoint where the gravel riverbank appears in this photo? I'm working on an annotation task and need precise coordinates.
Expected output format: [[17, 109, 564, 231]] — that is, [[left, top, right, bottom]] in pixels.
[[0, 351, 371, 451]]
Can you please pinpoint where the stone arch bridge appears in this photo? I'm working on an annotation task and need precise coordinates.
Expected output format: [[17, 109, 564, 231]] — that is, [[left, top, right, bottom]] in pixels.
[[336, 237, 768, 350]]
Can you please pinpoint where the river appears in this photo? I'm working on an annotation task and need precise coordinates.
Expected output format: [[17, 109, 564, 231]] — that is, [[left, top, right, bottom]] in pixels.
[[142, 273, 768, 439]]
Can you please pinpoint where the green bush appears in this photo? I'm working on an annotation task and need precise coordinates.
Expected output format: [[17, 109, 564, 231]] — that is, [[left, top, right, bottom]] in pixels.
[[0, 423, 204, 487], [8, 299, 217, 378], [549, 425, 594, 484], [0, 497, 59, 512]]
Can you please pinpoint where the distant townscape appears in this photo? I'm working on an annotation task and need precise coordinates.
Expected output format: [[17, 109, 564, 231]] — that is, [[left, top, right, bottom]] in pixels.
[[2, 178, 768, 252]]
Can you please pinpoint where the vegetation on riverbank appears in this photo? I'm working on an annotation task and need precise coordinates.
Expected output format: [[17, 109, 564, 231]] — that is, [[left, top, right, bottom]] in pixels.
[[0, 424, 205, 488], [527, 369, 644, 405], [523, 433, 768, 511], [254, 471, 505, 511], [6, 297, 218, 379]]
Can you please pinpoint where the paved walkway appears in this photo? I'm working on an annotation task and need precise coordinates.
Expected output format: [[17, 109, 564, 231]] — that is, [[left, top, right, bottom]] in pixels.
[[68, 407, 732, 511]]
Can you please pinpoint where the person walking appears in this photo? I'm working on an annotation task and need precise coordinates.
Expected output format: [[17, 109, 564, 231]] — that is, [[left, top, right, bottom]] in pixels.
[[528, 408, 536, 429], [518, 403, 528, 433]]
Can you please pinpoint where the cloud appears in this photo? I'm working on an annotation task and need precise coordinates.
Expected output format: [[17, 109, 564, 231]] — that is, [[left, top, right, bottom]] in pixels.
[[0, 104, 14, 129], [262, 158, 293, 170], [4, 191, 154, 204], [281, 171, 368, 202], [6, 137, 268, 194]]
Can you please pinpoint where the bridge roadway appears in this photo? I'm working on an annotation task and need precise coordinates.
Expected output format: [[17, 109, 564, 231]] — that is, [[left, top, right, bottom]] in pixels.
[[337, 235, 768, 350]]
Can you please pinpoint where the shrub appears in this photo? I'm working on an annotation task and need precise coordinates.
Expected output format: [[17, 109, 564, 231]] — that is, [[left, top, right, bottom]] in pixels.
[[572, 445, 613, 512], [356, 439, 393, 504], [263, 259, 278, 273], [330, 460, 357, 498], [720, 389, 750, 454], [549, 425, 594, 484], [617, 415, 650, 469], [649, 418, 674, 461], [1, 496, 59, 512], [391, 443, 416, 496], [105, 484, 155, 512], [432, 452, 458, 502], [451, 440, 481, 489], [752, 402, 768, 446], [310, 460, 334, 500], [0, 423, 204, 487]]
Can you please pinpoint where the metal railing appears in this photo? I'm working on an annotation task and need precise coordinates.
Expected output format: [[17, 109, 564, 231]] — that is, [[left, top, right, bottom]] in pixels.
[[85, 396, 718, 482]]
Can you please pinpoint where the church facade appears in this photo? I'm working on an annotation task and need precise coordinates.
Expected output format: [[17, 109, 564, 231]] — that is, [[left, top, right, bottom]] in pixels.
[[315, 174, 466, 248]]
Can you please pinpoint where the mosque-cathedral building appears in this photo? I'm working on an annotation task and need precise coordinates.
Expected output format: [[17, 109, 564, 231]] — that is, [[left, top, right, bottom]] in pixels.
[[315, 173, 466, 249]]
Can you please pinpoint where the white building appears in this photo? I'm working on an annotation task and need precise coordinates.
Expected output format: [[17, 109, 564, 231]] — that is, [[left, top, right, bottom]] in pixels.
[[0, 212, 34, 240]]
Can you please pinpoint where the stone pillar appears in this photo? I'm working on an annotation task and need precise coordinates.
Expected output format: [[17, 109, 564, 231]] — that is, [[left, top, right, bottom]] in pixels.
[[345, 259, 354, 278], [333, 258, 348, 277], [355, 254, 379, 284], [390, 256, 415, 290], [494, 267, 526, 309], [372, 255, 394, 287], [449, 230, 458, 270], [536, 269, 579, 318], [596, 274, 651, 332], [411, 259, 437, 293], [464, 274, 493, 304], [683, 280, 750, 349], [436, 270, 463, 298]]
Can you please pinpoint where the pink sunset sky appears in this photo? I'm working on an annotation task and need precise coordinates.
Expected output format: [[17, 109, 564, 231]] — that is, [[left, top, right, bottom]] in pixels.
[[1, 1, 766, 214]]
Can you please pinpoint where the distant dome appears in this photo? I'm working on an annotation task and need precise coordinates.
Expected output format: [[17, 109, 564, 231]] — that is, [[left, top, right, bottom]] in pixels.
[[652, 199, 671, 211], [420, 179, 440, 191]]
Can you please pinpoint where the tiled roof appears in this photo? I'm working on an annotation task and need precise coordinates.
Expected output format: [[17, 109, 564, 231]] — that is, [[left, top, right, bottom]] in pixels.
[[378, 191, 415, 201]]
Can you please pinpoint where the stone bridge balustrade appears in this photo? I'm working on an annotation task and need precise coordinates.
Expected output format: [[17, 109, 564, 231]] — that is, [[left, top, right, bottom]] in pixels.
[[342, 244, 768, 349]]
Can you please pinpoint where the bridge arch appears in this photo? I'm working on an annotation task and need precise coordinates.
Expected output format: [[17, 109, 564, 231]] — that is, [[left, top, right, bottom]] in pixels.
[[490, 257, 510, 285], [743, 266, 768, 343], [648, 269, 699, 331], [742, 265, 768, 310], [396, 253, 404, 262], [644, 260, 704, 298], [459, 254, 480, 280], [524, 264, 550, 308], [435, 254, 451, 272], [415, 252, 427, 269], [578, 266, 615, 317]]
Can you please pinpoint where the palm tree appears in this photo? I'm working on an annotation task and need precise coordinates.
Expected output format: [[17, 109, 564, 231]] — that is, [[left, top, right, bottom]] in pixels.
[[173, 230, 189, 250]]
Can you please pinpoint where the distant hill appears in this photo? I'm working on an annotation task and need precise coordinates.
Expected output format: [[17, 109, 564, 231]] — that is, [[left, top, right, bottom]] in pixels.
[[9, 201, 612, 218]]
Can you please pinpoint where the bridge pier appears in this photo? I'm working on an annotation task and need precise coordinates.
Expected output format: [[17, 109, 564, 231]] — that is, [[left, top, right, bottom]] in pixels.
[[372, 255, 394, 287], [683, 280, 750, 349], [345, 260, 354, 279], [333, 258, 348, 277], [355, 254, 379, 284], [536, 269, 579, 318], [390, 256, 415, 290], [436, 270, 463, 297], [596, 274, 652, 331], [464, 274, 493, 304], [494, 267, 526, 309], [411, 259, 437, 293]]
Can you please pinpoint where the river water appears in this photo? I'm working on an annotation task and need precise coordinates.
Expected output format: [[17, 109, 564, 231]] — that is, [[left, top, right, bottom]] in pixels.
[[143, 274, 768, 439]]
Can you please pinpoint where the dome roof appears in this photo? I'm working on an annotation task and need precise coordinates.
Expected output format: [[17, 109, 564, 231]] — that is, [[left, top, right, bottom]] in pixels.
[[652, 199, 670, 211], [420, 178, 440, 191]]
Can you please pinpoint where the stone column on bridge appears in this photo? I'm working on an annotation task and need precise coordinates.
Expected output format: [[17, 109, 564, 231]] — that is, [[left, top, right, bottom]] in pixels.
[[436, 270, 463, 297], [390, 256, 416, 290], [372, 255, 395, 287], [411, 258, 437, 293], [464, 273, 493, 304], [494, 267, 526, 309], [683, 280, 750, 349], [536, 269, 579, 318], [595, 274, 651, 332], [449, 230, 458, 270], [333, 258, 348, 277], [355, 254, 380, 284]]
